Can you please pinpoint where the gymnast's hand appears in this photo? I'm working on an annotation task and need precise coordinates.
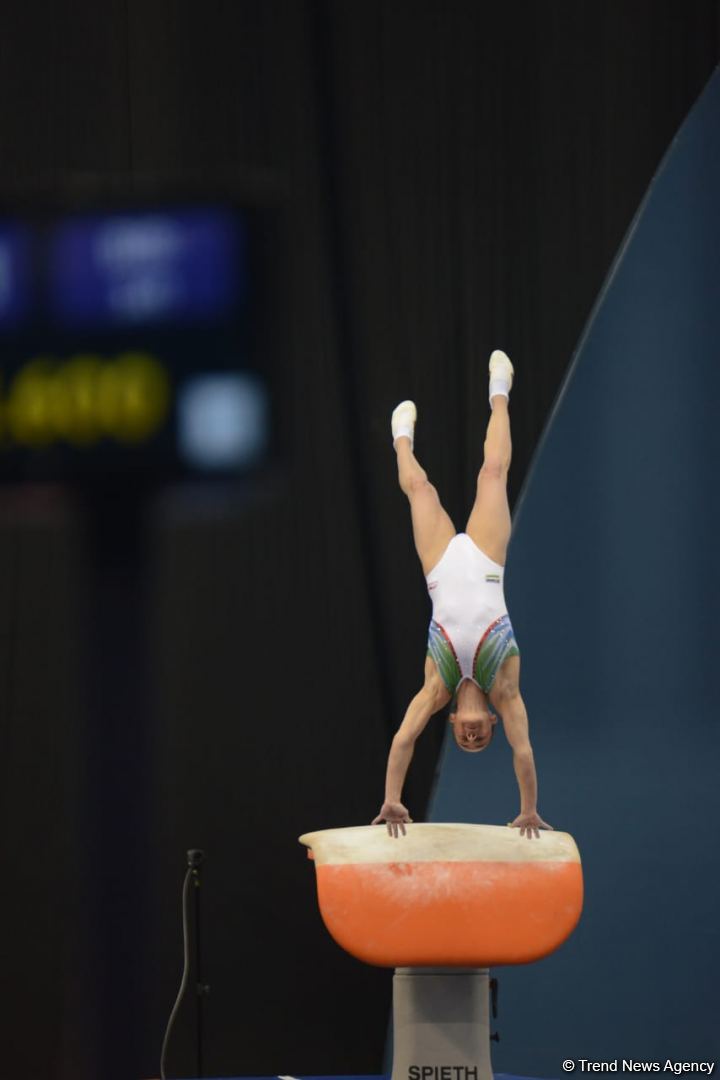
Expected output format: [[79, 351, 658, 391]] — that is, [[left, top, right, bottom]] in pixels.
[[509, 811, 553, 839], [372, 801, 413, 838]]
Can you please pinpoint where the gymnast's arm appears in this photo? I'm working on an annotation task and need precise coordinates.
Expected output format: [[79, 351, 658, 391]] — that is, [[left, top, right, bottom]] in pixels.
[[372, 657, 451, 837], [500, 696, 553, 838]]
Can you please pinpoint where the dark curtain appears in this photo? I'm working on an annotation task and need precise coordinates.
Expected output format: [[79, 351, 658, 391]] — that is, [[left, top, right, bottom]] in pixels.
[[0, 3, 717, 1078]]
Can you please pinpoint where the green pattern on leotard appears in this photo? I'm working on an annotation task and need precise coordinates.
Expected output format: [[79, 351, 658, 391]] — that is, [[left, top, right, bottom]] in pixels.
[[473, 614, 520, 693], [427, 620, 462, 694], [427, 614, 520, 696]]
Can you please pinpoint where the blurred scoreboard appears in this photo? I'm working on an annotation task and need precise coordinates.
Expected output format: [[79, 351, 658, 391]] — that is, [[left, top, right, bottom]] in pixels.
[[0, 204, 278, 484]]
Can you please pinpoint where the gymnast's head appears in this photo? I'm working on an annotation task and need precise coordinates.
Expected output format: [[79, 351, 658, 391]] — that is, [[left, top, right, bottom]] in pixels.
[[449, 708, 497, 752]]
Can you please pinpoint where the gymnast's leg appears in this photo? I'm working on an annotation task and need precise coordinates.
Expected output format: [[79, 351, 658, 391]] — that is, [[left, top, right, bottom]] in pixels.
[[465, 352, 514, 567], [392, 402, 456, 576]]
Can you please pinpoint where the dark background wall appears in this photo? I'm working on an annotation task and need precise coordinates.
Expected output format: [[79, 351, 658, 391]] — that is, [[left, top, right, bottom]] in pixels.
[[0, 3, 718, 1079]]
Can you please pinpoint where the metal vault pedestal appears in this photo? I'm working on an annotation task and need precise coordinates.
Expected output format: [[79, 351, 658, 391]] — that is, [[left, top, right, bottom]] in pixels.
[[392, 968, 492, 1080]]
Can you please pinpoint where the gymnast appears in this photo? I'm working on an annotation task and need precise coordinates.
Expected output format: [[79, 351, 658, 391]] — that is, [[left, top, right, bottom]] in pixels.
[[372, 351, 552, 840]]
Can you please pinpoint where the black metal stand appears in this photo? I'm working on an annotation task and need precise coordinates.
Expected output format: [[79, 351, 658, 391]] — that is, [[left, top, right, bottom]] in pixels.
[[187, 848, 209, 1078]]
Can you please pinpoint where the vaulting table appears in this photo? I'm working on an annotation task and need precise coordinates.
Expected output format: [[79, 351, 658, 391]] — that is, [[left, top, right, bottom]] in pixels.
[[300, 823, 583, 1080]]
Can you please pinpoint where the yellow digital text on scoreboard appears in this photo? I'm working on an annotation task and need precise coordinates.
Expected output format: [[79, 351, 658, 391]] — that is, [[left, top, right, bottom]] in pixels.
[[0, 352, 171, 448]]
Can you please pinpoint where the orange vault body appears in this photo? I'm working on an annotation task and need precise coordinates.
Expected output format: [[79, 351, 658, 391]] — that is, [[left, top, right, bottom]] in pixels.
[[299, 822, 583, 968]]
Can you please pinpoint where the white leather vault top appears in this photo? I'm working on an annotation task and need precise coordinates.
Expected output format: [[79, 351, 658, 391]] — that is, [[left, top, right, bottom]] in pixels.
[[298, 823, 580, 865]]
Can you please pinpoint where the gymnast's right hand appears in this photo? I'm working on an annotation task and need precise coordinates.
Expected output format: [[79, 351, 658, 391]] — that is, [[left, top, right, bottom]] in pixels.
[[371, 801, 413, 838]]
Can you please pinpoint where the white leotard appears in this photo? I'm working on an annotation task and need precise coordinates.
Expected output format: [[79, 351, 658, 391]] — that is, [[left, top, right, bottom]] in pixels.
[[426, 533, 513, 689]]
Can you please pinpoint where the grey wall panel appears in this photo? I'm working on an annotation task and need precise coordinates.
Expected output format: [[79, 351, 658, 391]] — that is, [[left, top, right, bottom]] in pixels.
[[430, 68, 720, 1076]]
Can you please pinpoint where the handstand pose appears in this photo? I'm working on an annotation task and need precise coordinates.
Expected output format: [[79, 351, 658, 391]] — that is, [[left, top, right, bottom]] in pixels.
[[372, 351, 552, 839]]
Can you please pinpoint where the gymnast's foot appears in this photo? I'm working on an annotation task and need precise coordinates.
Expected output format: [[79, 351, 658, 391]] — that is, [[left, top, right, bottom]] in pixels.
[[391, 400, 417, 448], [489, 349, 514, 404]]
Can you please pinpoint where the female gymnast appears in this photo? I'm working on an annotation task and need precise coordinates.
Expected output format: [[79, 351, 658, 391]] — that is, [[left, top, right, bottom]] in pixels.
[[372, 351, 552, 839]]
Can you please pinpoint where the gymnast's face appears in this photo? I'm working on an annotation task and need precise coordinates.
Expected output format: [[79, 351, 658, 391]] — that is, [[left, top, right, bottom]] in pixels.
[[450, 710, 497, 752]]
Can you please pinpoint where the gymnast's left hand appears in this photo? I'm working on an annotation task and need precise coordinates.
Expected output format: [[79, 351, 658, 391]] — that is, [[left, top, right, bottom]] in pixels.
[[371, 801, 413, 838], [509, 811, 553, 839]]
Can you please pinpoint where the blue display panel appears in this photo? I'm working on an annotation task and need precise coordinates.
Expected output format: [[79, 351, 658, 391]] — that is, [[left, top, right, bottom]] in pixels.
[[50, 209, 244, 327], [0, 224, 32, 328], [0, 203, 276, 483]]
